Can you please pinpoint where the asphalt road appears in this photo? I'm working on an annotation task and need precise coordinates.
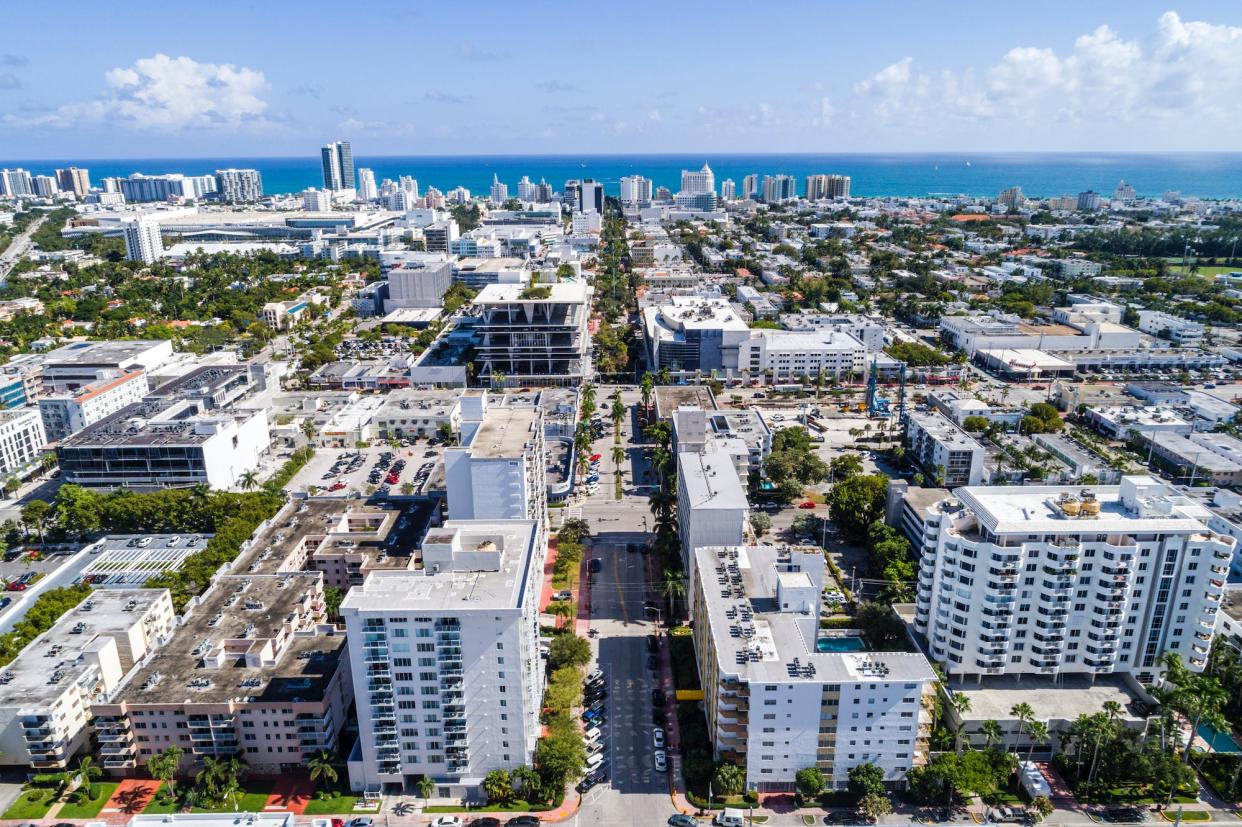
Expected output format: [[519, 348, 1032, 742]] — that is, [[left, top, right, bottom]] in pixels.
[[576, 534, 674, 827], [0, 214, 47, 281]]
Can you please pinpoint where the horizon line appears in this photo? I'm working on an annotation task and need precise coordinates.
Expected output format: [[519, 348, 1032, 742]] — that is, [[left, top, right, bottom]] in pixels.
[[6, 150, 1242, 164]]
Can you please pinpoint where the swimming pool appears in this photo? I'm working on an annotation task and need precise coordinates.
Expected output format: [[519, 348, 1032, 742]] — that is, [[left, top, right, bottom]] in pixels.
[[816, 635, 867, 653], [1198, 723, 1242, 753]]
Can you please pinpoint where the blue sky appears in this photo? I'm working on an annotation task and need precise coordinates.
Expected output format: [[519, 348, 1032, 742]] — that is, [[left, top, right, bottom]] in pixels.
[[2, 0, 1241, 158]]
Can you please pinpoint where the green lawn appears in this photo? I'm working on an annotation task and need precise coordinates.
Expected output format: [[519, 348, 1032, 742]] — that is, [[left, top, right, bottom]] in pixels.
[[1166, 264, 1241, 277], [58, 782, 120, 819], [141, 792, 178, 815], [3, 788, 59, 819], [1159, 812, 1210, 822], [303, 792, 364, 815]]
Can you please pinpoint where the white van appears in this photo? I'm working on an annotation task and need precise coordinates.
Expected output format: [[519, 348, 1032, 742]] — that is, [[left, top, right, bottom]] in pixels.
[[714, 809, 745, 827]]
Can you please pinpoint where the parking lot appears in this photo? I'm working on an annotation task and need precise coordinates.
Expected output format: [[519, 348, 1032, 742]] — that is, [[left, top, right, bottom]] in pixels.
[[288, 444, 445, 498]]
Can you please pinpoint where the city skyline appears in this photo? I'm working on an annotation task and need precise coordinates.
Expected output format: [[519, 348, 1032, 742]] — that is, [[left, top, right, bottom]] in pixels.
[[1, 1, 1241, 158]]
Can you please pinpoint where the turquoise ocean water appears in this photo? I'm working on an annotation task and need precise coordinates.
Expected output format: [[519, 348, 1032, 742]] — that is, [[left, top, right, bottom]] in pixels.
[[6, 153, 1242, 199]]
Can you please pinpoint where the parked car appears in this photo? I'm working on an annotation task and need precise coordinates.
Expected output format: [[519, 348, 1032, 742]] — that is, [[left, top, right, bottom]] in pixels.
[[647, 634, 659, 652], [588, 559, 602, 573], [654, 750, 667, 772], [653, 728, 665, 748], [669, 816, 697, 827], [505, 818, 540, 827], [432, 818, 463, 827], [652, 688, 666, 707], [468, 819, 500, 827]]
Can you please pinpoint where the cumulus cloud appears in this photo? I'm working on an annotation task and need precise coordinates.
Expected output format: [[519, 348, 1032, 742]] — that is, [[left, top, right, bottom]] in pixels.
[[811, 96, 835, 128], [852, 12, 1242, 129], [536, 80, 579, 94], [423, 90, 473, 104], [457, 43, 509, 62], [289, 82, 324, 99], [10, 54, 268, 131]]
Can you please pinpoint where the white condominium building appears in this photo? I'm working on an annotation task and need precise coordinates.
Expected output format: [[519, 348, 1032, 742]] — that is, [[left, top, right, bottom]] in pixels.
[[38, 369, 149, 442], [913, 476, 1235, 685], [620, 175, 653, 205], [122, 217, 163, 264], [0, 589, 175, 769], [214, 168, 263, 202], [677, 440, 749, 587], [341, 519, 546, 798], [737, 330, 867, 379], [905, 411, 986, 487], [445, 392, 547, 524], [693, 545, 936, 792], [0, 407, 48, 478]]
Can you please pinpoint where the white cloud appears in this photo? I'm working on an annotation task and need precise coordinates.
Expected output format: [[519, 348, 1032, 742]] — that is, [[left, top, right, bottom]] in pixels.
[[647, 109, 662, 122], [9, 54, 268, 131], [852, 12, 1242, 130], [811, 96, 835, 128]]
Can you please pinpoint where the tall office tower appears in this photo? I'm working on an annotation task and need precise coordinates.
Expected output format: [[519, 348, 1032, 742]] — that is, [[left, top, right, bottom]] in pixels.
[[680, 163, 715, 195], [101, 177, 121, 193], [302, 187, 334, 212], [321, 140, 355, 191], [448, 186, 471, 204], [562, 179, 581, 209], [122, 217, 163, 264], [214, 168, 264, 202], [1077, 190, 1101, 211], [654, 186, 672, 201], [357, 168, 378, 201], [424, 186, 445, 209], [340, 517, 547, 797], [55, 167, 91, 197], [578, 178, 603, 213], [761, 174, 797, 203], [997, 186, 1026, 210], [804, 174, 851, 200], [741, 174, 758, 200], [516, 176, 537, 202], [31, 176, 59, 197], [913, 476, 1234, 684], [0, 169, 33, 197], [1113, 180, 1137, 204], [720, 179, 736, 201], [490, 175, 509, 205], [620, 175, 653, 205], [399, 176, 419, 197], [534, 178, 554, 202]]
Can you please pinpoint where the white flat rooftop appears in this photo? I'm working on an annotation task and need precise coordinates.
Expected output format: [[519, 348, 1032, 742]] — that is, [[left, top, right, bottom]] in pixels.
[[952, 477, 1215, 534]]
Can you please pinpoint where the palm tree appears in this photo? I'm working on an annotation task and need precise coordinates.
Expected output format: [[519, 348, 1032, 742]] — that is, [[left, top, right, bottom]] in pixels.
[[1010, 702, 1035, 752], [220, 775, 241, 812], [196, 756, 226, 797], [75, 755, 102, 801], [417, 775, 435, 803], [238, 470, 259, 491], [610, 395, 626, 434], [640, 372, 655, 418], [307, 751, 338, 788], [148, 746, 183, 802], [648, 489, 676, 529], [948, 692, 972, 753], [1025, 720, 1049, 762], [981, 719, 1003, 750], [661, 569, 686, 618], [580, 383, 596, 418]]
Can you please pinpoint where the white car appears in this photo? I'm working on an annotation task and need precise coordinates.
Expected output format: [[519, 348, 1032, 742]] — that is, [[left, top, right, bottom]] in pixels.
[[586, 669, 605, 684], [587, 740, 605, 755], [431, 819, 462, 827], [586, 751, 606, 771], [654, 750, 668, 772], [653, 728, 665, 748]]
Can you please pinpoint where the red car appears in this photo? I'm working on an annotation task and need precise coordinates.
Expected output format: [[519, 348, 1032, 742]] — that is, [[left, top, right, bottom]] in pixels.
[[328, 481, 347, 492], [797, 501, 817, 509], [385, 473, 400, 485], [5, 581, 26, 591]]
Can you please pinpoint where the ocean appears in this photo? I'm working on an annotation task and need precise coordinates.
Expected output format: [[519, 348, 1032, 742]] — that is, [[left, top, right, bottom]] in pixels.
[[6, 153, 1242, 200]]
